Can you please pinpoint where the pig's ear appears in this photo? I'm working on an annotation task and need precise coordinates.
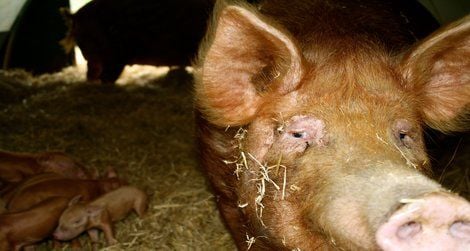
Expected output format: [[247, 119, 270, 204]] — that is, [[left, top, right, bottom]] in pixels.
[[59, 7, 75, 54], [195, 3, 304, 126], [68, 195, 82, 206], [36, 153, 55, 166], [401, 15, 470, 132]]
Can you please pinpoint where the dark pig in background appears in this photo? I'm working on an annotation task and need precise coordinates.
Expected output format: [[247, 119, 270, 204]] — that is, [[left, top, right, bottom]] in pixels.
[[194, 0, 470, 250], [61, 0, 215, 84]]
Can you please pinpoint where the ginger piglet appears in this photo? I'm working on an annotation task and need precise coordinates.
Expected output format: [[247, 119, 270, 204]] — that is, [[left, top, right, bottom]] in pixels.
[[53, 186, 148, 248], [0, 196, 69, 251]]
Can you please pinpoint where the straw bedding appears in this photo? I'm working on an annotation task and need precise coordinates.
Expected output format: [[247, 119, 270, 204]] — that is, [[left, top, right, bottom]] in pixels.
[[0, 65, 467, 250]]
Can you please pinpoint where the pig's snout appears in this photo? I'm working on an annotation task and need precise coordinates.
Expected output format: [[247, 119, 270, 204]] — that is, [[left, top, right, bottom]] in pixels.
[[376, 192, 470, 251], [52, 231, 62, 240], [52, 228, 69, 241]]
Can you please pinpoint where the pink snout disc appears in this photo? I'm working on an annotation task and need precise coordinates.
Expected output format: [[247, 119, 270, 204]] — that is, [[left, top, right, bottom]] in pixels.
[[376, 192, 470, 251]]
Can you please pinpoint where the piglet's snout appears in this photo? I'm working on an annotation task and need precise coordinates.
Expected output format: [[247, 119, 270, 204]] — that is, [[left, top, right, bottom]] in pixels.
[[52, 231, 61, 239], [52, 228, 67, 240], [376, 192, 470, 251]]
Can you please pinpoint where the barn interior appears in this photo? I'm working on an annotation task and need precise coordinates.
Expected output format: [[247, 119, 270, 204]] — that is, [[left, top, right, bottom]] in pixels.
[[0, 0, 469, 250]]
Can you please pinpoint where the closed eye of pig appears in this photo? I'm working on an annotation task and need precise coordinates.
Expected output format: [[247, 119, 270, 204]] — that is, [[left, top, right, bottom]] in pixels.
[[194, 1, 470, 250], [276, 115, 327, 152], [53, 201, 91, 241], [393, 119, 417, 149], [72, 216, 86, 226]]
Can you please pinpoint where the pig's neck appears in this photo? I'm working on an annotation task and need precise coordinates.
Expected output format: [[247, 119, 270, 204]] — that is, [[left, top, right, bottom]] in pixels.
[[196, 114, 241, 200]]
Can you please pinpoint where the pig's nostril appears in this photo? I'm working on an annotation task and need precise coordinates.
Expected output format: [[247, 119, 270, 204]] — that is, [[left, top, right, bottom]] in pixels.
[[450, 221, 470, 240], [397, 221, 421, 239]]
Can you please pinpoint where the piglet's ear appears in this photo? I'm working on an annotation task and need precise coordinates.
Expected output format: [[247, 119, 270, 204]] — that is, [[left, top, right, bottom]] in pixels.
[[401, 15, 470, 132], [86, 205, 104, 217], [195, 3, 304, 126]]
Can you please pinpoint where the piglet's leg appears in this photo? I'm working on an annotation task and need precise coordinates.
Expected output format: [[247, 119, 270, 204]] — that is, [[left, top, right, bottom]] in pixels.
[[91, 210, 118, 245], [100, 223, 118, 245], [87, 229, 100, 251], [70, 239, 82, 250], [52, 240, 62, 249], [19, 244, 34, 251], [134, 197, 148, 218]]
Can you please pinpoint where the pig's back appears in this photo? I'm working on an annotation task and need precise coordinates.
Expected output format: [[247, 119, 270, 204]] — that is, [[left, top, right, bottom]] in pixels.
[[74, 0, 214, 64], [1, 173, 63, 202], [0, 151, 41, 180], [90, 186, 145, 221], [6, 178, 101, 212]]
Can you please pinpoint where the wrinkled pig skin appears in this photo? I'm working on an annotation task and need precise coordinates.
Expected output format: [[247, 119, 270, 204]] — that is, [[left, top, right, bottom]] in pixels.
[[0, 196, 69, 251], [62, 0, 215, 84], [194, 0, 470, 250], [53, 186, 148, 247], [0, 150, 92, 183], [5, 173, 126, 213]]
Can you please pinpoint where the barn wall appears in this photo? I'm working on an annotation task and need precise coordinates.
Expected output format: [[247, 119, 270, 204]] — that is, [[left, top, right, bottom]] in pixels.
[[0, 0, 29, 32]]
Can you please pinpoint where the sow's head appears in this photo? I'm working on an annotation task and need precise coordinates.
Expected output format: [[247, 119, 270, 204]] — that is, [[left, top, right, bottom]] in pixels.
[[194, 1, 470, 250]]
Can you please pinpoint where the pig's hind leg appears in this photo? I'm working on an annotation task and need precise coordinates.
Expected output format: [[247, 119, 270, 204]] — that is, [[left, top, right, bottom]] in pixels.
[[87, 229, 100, 251], [86, 61, 103, 83], [52, 238, 81, 250], [100, 222, 118, 246], [100, 62, 125, 85], [93, 210, 118, 246], [134, 194, 148, 218]]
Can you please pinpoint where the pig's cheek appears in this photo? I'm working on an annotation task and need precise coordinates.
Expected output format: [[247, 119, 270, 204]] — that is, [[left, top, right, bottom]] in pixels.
[[278, 133, 311, 154], [397, 135, 429, 169], [266, 136, 307, 164], [245, 120, 276, 160]]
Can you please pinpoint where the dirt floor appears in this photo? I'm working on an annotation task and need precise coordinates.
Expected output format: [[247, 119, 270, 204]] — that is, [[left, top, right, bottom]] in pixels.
[[0, 65, 468, 250]]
